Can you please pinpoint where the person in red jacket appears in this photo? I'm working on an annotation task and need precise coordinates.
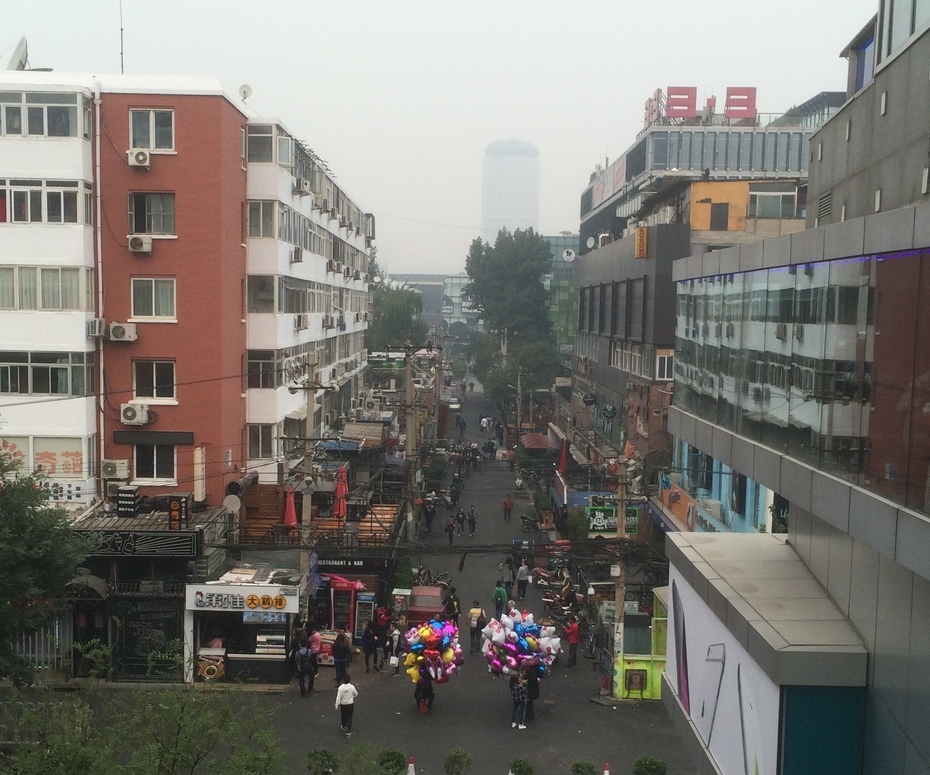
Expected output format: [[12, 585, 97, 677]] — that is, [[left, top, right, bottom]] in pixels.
[[562, 616, 580, 667]]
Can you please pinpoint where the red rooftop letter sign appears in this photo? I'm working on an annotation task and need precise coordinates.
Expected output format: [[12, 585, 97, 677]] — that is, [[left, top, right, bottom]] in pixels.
[[724, 87, 757, 120], [665, 87, 697, 118]]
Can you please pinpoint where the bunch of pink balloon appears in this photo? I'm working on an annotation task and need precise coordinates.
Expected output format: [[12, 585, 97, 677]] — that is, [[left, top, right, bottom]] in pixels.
[[481, 610, 561, 677], [403, 619, 464, 684]]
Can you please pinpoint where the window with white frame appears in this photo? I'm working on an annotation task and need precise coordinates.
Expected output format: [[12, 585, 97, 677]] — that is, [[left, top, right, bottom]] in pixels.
[[129, 192, 175, 234], [39, 267, 81, 309], [248, 425, 275, 459], [248, 201, 275, 237], [0, 266, 91, 311], [134, 443, 175, 482], [0, 351, 93, 396], [0, 92, 80, 138], [0, 179, 88, 224], [247, 125, 273, 162], [131, 278, 176, 319], [129, 109, 174, 150], [45, 181, 79, 223], [133, 360, 176, 400], [657, 354, 674, 381]]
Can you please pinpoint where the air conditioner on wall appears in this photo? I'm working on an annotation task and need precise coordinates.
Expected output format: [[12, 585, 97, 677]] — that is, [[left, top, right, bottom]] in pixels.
[[101, 459, 130, 479], [120, 403, 150, 426], [109, 322, 138, 342], [106, 480, 129, 497], [128, 235, 153, 254], [128, 149, 150, 168], [294, 313, 310, 330], [291, 246, 303, 263], [86, 318, 106, 338]]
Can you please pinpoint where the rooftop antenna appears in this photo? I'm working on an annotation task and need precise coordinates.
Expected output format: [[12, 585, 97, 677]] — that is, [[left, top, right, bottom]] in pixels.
[[119, 0, 124, 73], [6, 37, 28, 70], [238, 84, 252, 102]]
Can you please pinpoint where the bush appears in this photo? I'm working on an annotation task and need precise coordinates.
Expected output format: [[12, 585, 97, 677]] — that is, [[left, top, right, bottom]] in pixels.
[[307, 748, 340, 774], [632, 755, 667, 775], [376, 748, 407, 775], [508, 757, 534, 775], [442, 746, 471, 775], [532, 491, 553, 514], [570, 764, 598, 775]]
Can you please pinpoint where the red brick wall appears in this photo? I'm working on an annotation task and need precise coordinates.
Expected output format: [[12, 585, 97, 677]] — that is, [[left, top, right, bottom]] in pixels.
[[99, 91, 247, 502]]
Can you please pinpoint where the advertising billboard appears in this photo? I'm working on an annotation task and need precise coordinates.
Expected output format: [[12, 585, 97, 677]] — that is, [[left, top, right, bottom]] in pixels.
[[665, 566, 779, 775]]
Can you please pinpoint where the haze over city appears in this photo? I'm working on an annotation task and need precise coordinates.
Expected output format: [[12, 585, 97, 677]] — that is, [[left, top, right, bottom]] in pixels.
[[4, 0, 875, 274]]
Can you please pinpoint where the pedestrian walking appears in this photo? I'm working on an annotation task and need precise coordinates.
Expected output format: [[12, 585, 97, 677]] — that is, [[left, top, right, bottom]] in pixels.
[[459, 420, 466, 440], [500, 557, 515, 599], [442, 586, 461, 627], [455, 506, 466, 536], [563, 615, 580, 667], [492, 580, 507, 621], [295, 643, 313, 697], [386, 624, 404, 676], [335, 673, 358, 736], [523, 667, 540, 721], [308, 624, 322, 677], [332, 631, 350, 682], [509, 675, 528, 729], [362, 620, 379, 673], [468, 599, 487, 654], [414, 676, 435, 713], [502, 494, 514, 522], [467, 504, 478, 536], [516, 560, 530, 600], [480, 415, 489, 437], [445, 514, 456, 545], [423, 500, 436, 537], [289, 619, 308, 660]]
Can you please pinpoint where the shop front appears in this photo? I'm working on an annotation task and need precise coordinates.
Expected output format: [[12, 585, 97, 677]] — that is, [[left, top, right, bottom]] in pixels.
[[184, 578, 302, 684]]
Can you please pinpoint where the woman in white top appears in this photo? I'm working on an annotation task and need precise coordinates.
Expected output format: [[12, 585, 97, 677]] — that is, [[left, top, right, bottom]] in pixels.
[[335, 673, 358, 736]]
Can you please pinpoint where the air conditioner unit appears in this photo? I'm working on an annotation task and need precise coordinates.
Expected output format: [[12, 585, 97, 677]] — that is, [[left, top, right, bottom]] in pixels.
[[294, 177, 311, 196], [121, 403, 150, 426], [329, 207, 337, 219], [326, 259, 336, 273], [353, 269, 361, 280], [106, 479, 129, 497], [128, 149, 151, 168], [320, 198, 330, 212], [101, 458, 130, 479], [128, 234, 153, 254], [775, 322, 788, 340], [343, 264, 352, 277], [726, 322, 735, 338], [354, 312, 361, 322], [794, 324, 804, 342], [334, 262, 343, 274], [322, 314, 335, 329], [363, 312, 370, 321], [365, 236, 372, 248], [86, 318, 106, 338], [295, 313, 310, 331], [290, 246, 303, 263], [701, 500, 723, 520], [109, 321, 138, 342]]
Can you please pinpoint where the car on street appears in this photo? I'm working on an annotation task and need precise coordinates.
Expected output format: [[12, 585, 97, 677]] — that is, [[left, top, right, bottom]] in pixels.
[[407, 585, 445, 625], [448, 397, 462, 412]]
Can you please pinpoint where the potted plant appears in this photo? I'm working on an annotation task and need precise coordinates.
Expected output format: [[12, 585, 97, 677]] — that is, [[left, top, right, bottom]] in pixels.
[[570, 763, 598, 775], [508, 757, 534, 775], [632, 755, 667, 775], [376, 748, 407, 775], [306, 747, 340, 775], [442, 747, 471, 775]]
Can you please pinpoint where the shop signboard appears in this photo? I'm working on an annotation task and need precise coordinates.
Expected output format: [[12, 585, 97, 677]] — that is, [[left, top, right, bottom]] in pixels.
[[586, 505, 617, 533], [185, 584, 300, 613], [666, 566, 779, 775], [78, 529, 199, 557]]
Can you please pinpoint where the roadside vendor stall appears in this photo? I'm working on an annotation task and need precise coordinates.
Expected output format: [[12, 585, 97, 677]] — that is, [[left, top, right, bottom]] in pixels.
[[184, 566, 304, 684]]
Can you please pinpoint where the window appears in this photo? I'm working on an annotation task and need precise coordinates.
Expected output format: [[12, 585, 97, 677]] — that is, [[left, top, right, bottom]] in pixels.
[[0, 351, 92, 396], [45, 182, 79, 223], [134, 443, 175, 482], [39, 267, 80, 309], [0, 92, 79, 137], [657, 354, 674, 380], [248, 201, 275, 237], [0, 266, 88, 311], [247, 276, 275, 313], [0, 179, 88, 224], [129, 193, 175, 234], [248, 425, 274, 459], [134, 360, 175, 400], [131, 278, 176, 319], [247, 350, 276, 388], [247, 125, 273, 162], [130, 109, 174, 150]]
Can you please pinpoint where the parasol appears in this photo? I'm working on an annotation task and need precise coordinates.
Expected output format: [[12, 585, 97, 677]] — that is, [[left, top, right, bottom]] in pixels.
[[333, 464, 348, 519]]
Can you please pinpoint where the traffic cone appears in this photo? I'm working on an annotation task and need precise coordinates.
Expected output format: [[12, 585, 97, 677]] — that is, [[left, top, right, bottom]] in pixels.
[[603, 764, 610, 775], [407, 756, 416, 775]]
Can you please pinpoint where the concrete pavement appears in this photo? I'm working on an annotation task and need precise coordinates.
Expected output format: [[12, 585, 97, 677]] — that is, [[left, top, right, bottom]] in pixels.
[[267, 384, 695, 774]]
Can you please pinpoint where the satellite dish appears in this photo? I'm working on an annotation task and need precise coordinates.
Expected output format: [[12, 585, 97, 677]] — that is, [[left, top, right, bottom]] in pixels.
[[561, 248, 576, 263], [585, 236, 596, 250], [222, 494, 242, 514], [6, 37, 28, 71], [238, 84, 252, 101]]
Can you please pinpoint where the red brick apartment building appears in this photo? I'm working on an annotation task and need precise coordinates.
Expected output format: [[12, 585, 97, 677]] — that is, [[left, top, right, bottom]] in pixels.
[[98, 81, 247, 500]]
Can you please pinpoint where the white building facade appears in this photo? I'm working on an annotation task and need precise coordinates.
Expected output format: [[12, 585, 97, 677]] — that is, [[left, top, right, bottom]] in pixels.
[[481, 139, 539, 242]]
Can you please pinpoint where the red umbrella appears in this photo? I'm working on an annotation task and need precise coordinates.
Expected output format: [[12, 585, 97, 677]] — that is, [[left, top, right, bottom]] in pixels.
[[283, 486, 298, 527], [333, 464, 348, 520], [557, 438, 568, 473]]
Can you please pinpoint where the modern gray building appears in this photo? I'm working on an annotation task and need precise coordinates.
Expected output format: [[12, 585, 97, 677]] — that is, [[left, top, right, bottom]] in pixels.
[[666, 8, 930, 774], [481, 139, 539, 242]]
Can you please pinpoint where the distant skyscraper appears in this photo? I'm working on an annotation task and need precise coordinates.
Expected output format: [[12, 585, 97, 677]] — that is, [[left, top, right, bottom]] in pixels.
[[481, 139, 539, 242]]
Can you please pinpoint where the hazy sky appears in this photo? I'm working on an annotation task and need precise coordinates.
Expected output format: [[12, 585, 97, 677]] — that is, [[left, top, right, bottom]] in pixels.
[[4, 1, 876, 274]]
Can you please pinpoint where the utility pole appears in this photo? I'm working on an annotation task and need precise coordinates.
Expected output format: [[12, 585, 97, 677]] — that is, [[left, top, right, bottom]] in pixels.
[[612, 462, 630, 686], [405, 343, 417, 541], [516, 367, 523, 438], [432, 338, 442, 447]]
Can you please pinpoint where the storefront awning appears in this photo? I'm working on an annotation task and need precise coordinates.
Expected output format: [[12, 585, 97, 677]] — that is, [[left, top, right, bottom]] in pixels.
[[285, 407, 308, 421]]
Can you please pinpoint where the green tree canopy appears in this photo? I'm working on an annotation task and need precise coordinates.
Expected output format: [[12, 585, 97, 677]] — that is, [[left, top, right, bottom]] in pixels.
[[366, 280, 428, 352], [0, 451, 90, 684], [464, 229, 553, 341]]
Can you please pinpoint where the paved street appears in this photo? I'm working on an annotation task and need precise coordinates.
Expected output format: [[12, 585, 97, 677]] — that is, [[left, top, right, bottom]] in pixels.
[[269, 385, 695, 774]]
